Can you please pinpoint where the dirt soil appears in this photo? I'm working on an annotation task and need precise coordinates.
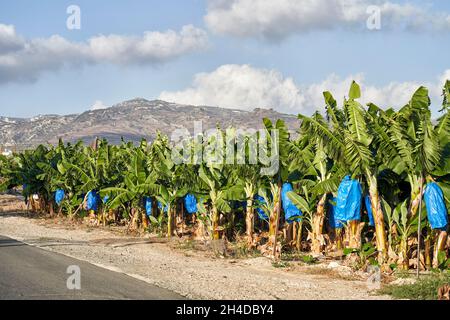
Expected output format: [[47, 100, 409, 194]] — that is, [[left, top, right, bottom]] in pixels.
[[0, 194, 391, 300]]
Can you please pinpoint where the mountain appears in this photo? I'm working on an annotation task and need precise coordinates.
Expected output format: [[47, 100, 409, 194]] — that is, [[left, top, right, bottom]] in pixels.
[[0, 99, 300, 149]]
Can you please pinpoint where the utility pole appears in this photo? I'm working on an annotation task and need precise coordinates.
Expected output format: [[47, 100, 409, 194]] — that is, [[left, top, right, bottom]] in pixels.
[[416, 174, 424, 278]]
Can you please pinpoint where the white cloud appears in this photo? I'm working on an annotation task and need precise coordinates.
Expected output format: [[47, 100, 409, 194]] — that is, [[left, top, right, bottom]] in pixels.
[[90, 100, 110, 111], [88, 25, 209, 64], [205, 0, 450, 40], [301, 73, 425, 110], [0, 24, 208, 84], [0, 24, 24, 54], [159, 64, 306, 114], [159, 64, 450, 114]]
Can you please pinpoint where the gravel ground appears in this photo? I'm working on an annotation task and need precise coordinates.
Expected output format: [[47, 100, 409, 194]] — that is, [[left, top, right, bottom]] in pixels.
[[0, 194, 390, 300]]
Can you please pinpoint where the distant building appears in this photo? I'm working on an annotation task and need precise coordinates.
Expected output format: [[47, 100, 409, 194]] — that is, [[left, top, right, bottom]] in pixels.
[[1, 143, 14, 156], [1, 148, 13, 156]]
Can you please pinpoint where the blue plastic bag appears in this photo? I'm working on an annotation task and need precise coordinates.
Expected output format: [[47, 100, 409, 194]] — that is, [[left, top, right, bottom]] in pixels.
[[54, 189, 65, 206], [144, 197, 152, 217], [184, 194, 197, 214], [335, 175, 362, 224], [86, 190, 100, 211], [281, 182, 302, 223], [423, 182, 448, 230], [328, 197, 343, 229], [254, 195, 269, 220], [158, 201, 168, 213], [364, 195, 375, 227]]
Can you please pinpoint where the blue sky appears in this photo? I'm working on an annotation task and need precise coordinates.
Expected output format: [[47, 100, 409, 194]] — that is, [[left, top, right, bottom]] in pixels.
[[0, 0, 449, 117]]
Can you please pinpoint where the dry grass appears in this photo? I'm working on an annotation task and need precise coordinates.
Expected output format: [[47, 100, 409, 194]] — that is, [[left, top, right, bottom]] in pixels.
[[300, 266, 357, 281]]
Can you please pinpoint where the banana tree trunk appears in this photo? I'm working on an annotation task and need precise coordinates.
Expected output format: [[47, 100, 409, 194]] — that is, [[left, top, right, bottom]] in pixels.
[[268, 203, 278, 245], [102, 208, 106, 226], [98, 204, 106, 226], [141, 211, 149, 229], [284, 223, 292, 243], [245, 199, 254, 246], [131, 208, 139, 230], [49, 200, 54, 216], [410, 197, 420, 217], [39, 197, 45, 213], [346, 220, 364, 249], [311, 194, 327, 254], [108, 209, 116, 223], [368, 180, 388, 263], [271, 183, 282, 260], [399, 238, 409, 270], [293, 221, 302, 251], [167, 206, 174, 238], [30, 197, 35, 212], [409, 176, 423, 217], [212, 206, 220, 240], [335, 228, 343, 251], [89, 209, 96, 220], [433, 231, 448, 268]]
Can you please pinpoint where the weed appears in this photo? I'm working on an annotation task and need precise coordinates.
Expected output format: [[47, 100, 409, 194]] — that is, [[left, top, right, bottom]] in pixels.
[[272, 261, 290, 268], [378, 272, 450, 300]]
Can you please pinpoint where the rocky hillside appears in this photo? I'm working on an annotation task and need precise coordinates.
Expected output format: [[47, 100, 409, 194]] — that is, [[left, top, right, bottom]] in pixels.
[[0, 99, 300, 148]]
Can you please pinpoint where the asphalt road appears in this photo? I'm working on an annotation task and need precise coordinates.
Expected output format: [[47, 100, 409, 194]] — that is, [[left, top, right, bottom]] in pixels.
[[0, 235, 184, 300]]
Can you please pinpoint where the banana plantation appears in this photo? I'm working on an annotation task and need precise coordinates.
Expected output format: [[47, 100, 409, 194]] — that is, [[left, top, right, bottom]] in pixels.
[[1, 81, 449, 272]]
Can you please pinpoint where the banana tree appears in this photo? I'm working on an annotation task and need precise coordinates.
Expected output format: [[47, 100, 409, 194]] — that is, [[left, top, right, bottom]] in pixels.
[[431, 81, 450, 268], [198, 164, 237, 240], [256, 182, 281, 255], [147, 133, 197, 237], [295, 114, 343, 253], [431, 81, 450, 213], [0, 154, 20, 192], [59, 138, 122, 219], [261, 118, 294, 258], [157, 161, 198, 237], [12, 145, 60, 213], [287, 185, 319, 251], [234, 164, 261, 247], [299, 81, 388, 262], [101, 144, 158, 229], [218, 127, 261, 246], [35, 150, 64, 215], [373, 86, 446, 270], [384, 200, 424, 269], [381, 87, 441, 217], [53, 140, 89, 216]]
